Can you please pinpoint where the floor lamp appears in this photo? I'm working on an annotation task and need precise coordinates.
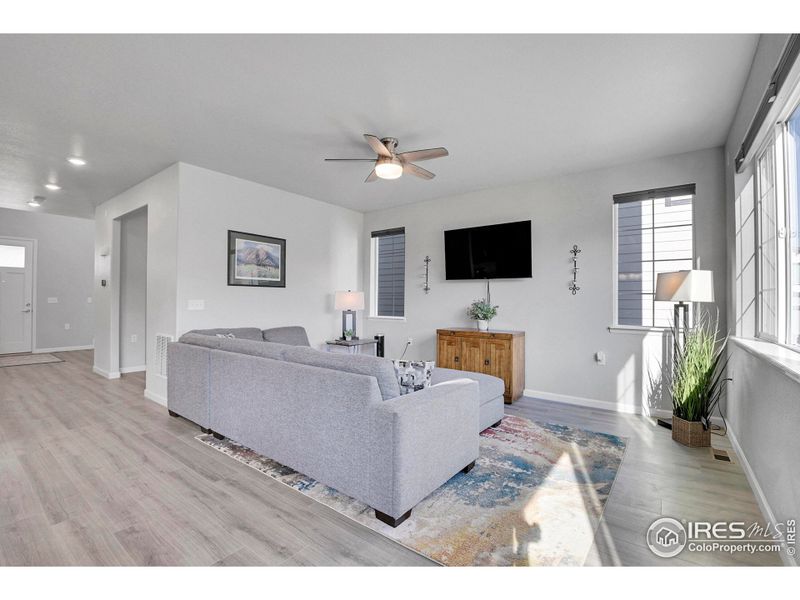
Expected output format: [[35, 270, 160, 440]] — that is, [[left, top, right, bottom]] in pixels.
[[654, 270, 715, 429]]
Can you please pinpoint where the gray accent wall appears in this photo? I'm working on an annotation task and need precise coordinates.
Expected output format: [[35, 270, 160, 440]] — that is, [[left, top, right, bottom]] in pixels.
[[0, 207, 94, 350], [362, 147, 727, 415]]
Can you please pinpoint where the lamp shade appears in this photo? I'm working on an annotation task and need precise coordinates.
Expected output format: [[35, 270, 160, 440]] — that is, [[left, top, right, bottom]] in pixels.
[[334, 290, 365, 311], [655, 270, 714, 303]]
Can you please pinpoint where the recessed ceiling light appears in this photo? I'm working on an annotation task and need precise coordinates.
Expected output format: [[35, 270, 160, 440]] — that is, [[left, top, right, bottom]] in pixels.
[[67, 157, 87, 166], [45, 183, 61, 191], [28, 196, 45, 207]]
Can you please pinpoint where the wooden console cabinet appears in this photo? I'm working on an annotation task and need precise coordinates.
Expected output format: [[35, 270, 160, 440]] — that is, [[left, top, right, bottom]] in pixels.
[[436, 328, 525, 404]]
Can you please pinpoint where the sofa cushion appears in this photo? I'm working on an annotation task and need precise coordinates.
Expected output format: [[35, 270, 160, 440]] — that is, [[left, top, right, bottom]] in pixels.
[[282, 346, 401, 400], [262, 326, 310, 347], [186, 327, 264, 341], [431, 367, 505, 406], [216, 337, 288, 361], [178, 332, 223, 349]]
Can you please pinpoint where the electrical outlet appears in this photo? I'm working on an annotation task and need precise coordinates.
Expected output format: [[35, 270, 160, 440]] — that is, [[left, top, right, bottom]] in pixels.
[[47, 297, 58, 304], [87, 297, 93, 303], [64, 323, 70, 330], [130, 334, 137, 343], [407, 337, 413, 346]]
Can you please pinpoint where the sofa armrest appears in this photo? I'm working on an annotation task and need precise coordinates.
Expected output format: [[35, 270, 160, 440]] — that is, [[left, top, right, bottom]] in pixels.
[[369, 379, 480, 517]]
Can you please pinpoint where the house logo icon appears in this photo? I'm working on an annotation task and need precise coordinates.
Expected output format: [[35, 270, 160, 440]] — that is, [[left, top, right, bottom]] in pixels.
[[646, 518, 687, 558]]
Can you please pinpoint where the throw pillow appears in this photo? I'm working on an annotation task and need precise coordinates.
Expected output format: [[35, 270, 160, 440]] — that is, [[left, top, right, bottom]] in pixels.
[[215, 333, 236, 338], [392, 360, 435, 395]]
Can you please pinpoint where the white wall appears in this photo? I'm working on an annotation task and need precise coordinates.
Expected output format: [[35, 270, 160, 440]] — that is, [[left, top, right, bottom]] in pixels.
[[362, 147, 727, 414], [175, 164, 363, 347], [723, 34, 798, 565], [0, 207, 94, 350], [119, 206, 147, 371], [94, 164, 179, 402]]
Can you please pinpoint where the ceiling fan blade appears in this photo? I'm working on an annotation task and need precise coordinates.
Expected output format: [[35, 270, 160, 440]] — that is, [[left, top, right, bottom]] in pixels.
[[365, 169, 379, 183], [324, 158, 377, 161], [397, 147, 448, 162], [364, 134, 392, 158], [404, 163, 435, 180]]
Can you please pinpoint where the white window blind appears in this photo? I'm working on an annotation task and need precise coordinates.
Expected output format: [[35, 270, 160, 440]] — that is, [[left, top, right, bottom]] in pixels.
[[614, 184, 695, 327]]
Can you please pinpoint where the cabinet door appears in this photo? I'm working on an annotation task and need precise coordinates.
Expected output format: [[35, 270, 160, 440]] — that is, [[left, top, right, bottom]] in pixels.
[[485, 338, 512, 393], [437, 335, 462, 370], [460, 337, 485, 373]]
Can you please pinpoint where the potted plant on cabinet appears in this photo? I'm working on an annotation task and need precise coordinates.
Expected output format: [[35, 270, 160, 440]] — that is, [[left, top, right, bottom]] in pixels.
[[467, 299, 499, 331], [669, 311, 731, 447]]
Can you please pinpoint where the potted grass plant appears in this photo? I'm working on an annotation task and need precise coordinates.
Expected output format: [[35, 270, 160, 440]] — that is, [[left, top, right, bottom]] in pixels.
[[669, 311, 731, 447], [467, 299, 498, 331]]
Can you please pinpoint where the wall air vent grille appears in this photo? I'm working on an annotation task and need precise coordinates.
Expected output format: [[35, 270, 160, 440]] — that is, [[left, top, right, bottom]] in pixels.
[[155, 334, 174, 378]]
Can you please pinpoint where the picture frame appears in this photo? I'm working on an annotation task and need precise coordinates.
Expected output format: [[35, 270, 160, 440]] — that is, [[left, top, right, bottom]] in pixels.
[[227, 230, 286, 287]]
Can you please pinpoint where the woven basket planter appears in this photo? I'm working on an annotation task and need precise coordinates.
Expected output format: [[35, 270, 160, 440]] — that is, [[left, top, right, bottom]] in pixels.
[[672, 415, 711, 447]]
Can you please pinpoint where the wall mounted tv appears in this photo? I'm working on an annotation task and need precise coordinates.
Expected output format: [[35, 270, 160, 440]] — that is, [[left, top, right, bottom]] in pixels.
[[444, 220, 532, 280]]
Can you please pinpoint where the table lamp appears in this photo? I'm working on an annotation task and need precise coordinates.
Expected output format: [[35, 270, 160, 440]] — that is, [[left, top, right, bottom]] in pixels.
[[334, 290, 365, 340]]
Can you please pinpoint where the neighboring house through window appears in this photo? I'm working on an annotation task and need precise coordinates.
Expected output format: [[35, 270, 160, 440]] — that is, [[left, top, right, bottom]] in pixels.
[[370, 227, 405, 318]]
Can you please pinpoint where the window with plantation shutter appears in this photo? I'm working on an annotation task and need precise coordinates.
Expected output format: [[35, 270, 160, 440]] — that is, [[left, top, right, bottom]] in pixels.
[[371, 228, 405, 318]]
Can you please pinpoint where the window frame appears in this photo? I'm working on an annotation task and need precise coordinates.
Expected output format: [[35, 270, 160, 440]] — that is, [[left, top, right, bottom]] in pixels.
[[369, 227, 406, 320], [611, 187, 697, 330]]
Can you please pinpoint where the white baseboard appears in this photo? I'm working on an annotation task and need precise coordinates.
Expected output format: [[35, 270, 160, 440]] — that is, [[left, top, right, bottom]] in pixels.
[[120, 365, 146, 374], [523, 388, 643, 415], [34, 344, 94, 354], [143, 389, 167, 407], [92, 365, 120, 379], [727, 425, 797, 567]]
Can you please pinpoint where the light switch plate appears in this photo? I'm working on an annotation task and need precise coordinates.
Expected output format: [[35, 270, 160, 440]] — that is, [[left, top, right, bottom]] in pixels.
[[187, 299, 205, 311]]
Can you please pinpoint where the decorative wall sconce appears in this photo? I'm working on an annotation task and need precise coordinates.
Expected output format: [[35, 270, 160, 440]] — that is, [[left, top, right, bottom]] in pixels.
[[423, 255, 431, 294], [569, 244, 581, 295]]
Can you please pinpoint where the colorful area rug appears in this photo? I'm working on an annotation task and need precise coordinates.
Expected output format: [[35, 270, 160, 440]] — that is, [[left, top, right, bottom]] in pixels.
[[0, 353, 63, 368], [197, 414, 626, 566]]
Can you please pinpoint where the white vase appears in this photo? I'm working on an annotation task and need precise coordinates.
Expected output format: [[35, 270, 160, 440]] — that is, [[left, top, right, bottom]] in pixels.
[[476, 319, 489, 331]]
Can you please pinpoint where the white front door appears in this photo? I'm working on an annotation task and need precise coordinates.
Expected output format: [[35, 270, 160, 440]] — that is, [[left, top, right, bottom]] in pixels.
[[0, 239, 34, 354]]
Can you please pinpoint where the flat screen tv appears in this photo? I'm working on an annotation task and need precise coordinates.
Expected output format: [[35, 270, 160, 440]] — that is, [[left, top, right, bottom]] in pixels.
[[444, 220, 532, 280]]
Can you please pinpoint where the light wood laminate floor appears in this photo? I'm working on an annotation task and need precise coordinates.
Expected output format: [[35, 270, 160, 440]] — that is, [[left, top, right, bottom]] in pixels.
[[0, 350, 781, 566]]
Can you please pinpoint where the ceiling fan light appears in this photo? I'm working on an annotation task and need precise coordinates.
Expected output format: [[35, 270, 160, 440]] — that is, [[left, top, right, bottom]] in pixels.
[[375, 157, 403, 180]]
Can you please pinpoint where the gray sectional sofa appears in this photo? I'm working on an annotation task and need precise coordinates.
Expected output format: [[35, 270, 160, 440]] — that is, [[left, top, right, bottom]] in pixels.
[[167, 326, 504, 527]]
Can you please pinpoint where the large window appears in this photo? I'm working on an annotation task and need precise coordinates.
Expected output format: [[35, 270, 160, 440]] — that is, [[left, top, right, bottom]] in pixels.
[[786, 105, 800, 346], [614, 184, 695, 328], [370, 227, 405, 318], [753, 103, 800, 350]]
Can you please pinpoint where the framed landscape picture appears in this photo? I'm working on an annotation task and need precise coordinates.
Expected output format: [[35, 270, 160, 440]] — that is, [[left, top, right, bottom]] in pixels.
[[227, 230, 286, 287]]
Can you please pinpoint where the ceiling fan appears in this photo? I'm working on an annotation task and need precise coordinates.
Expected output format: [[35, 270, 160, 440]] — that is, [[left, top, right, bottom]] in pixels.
[[325, 134, 449, 182]]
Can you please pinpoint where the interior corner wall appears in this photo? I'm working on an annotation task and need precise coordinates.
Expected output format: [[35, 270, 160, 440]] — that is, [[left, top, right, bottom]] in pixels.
[[362, 146, 727, 415], [94, 163, 179, 401], [723, 33, 799, 561], [174, 163, 363, 348], [0, 207, 94, 350]]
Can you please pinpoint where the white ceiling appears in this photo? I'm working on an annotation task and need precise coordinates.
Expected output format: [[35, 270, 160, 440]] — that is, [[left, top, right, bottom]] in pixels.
[[0, 34, 758, 219]]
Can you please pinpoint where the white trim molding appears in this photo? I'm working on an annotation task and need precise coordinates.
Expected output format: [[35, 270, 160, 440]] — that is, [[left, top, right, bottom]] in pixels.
[[727, 425, 798, 567], [92, 365, 120, 379], [143, 388, 167, 407], [34, 344, 94, 354], [119, 365, 146, 374], [523, 388, 643, 415]]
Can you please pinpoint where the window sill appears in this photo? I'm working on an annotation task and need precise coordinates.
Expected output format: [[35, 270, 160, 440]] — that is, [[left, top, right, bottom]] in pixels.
[[608, 325, 669, 335], [730, 337, 800, 385], [368, 316, 407, 322]]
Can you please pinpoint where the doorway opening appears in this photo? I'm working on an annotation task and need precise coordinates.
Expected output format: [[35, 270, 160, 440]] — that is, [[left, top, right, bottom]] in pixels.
[[117, 207, 148, 374]]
